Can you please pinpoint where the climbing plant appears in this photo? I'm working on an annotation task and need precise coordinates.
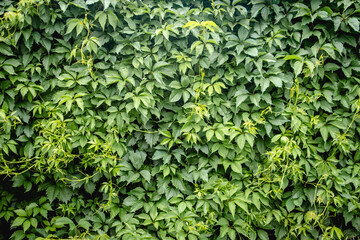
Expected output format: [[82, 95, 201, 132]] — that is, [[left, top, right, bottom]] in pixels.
[[1, 0, 360, 239]]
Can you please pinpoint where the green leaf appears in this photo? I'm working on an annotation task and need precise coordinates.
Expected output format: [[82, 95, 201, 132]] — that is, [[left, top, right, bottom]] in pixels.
[[178, 202, 186, 213], [236, 95, 248, 107], [58, 188, 73, 203], [206, 43, 214, 55], [183, 21, 200, 29], [55, 217, 76, 230], [133, 97, 140, 110], [86, 0, 99, 4], [84, 181, 96, 194], [145, 133, 159, 147], [196, 44, 204, 58], [231, 162, 242, 174], [98, 12, 107, 30], [269, 76, 282, 87], [30, 218, 38, 228], [4, 59, 21, 67], [237, 135, 246, 149], [123, 196, 137, 206], [66, 20, 79, 34], [129, 151, 146, 170], [140, 170, 151, 183], [46, 186, 58, 203], [107, 12, 118, 30], [257, 229, 269, 240], [169, 91, 182, 102], [10, 230, 25, 240], [348, 17, 359, 31], [13, 175, 26, 188], [3, 65, 16, 75], [206, 130, 214, 141], [23, 220, 30, 232], [252, 192, 261, 210], [244, 47, 258, 57], [293, 61, 303, 76], [283, 55, 302, 61], [75, 98, 84, 111], [218, 145, 229, 158], [78, 219, 91, 230], [12, 217, 26, 227], [285, 199, 295, 212], [14, 209, 27, 217], [101, 0, 112, 10], [24, 142, 34, 158], [320, 127, 328, 142], [0, 43, 13, 56], [153, 61, 169, 70], [229, 201, 236, 217], [333, 226, 344, 239]]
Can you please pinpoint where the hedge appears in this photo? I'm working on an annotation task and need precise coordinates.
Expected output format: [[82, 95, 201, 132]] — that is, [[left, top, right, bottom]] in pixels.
[[1, 0, 360, 239]]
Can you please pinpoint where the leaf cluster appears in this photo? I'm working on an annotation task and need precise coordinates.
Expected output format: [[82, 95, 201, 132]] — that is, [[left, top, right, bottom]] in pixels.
[[1, 0, 360, 239]]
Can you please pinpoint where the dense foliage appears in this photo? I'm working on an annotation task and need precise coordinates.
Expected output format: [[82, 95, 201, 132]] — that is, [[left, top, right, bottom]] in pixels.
[[1, 0, 360, 239]]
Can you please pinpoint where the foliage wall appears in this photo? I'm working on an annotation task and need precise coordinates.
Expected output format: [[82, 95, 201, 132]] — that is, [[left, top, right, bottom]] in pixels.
[[1, 0, 360, 239]]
